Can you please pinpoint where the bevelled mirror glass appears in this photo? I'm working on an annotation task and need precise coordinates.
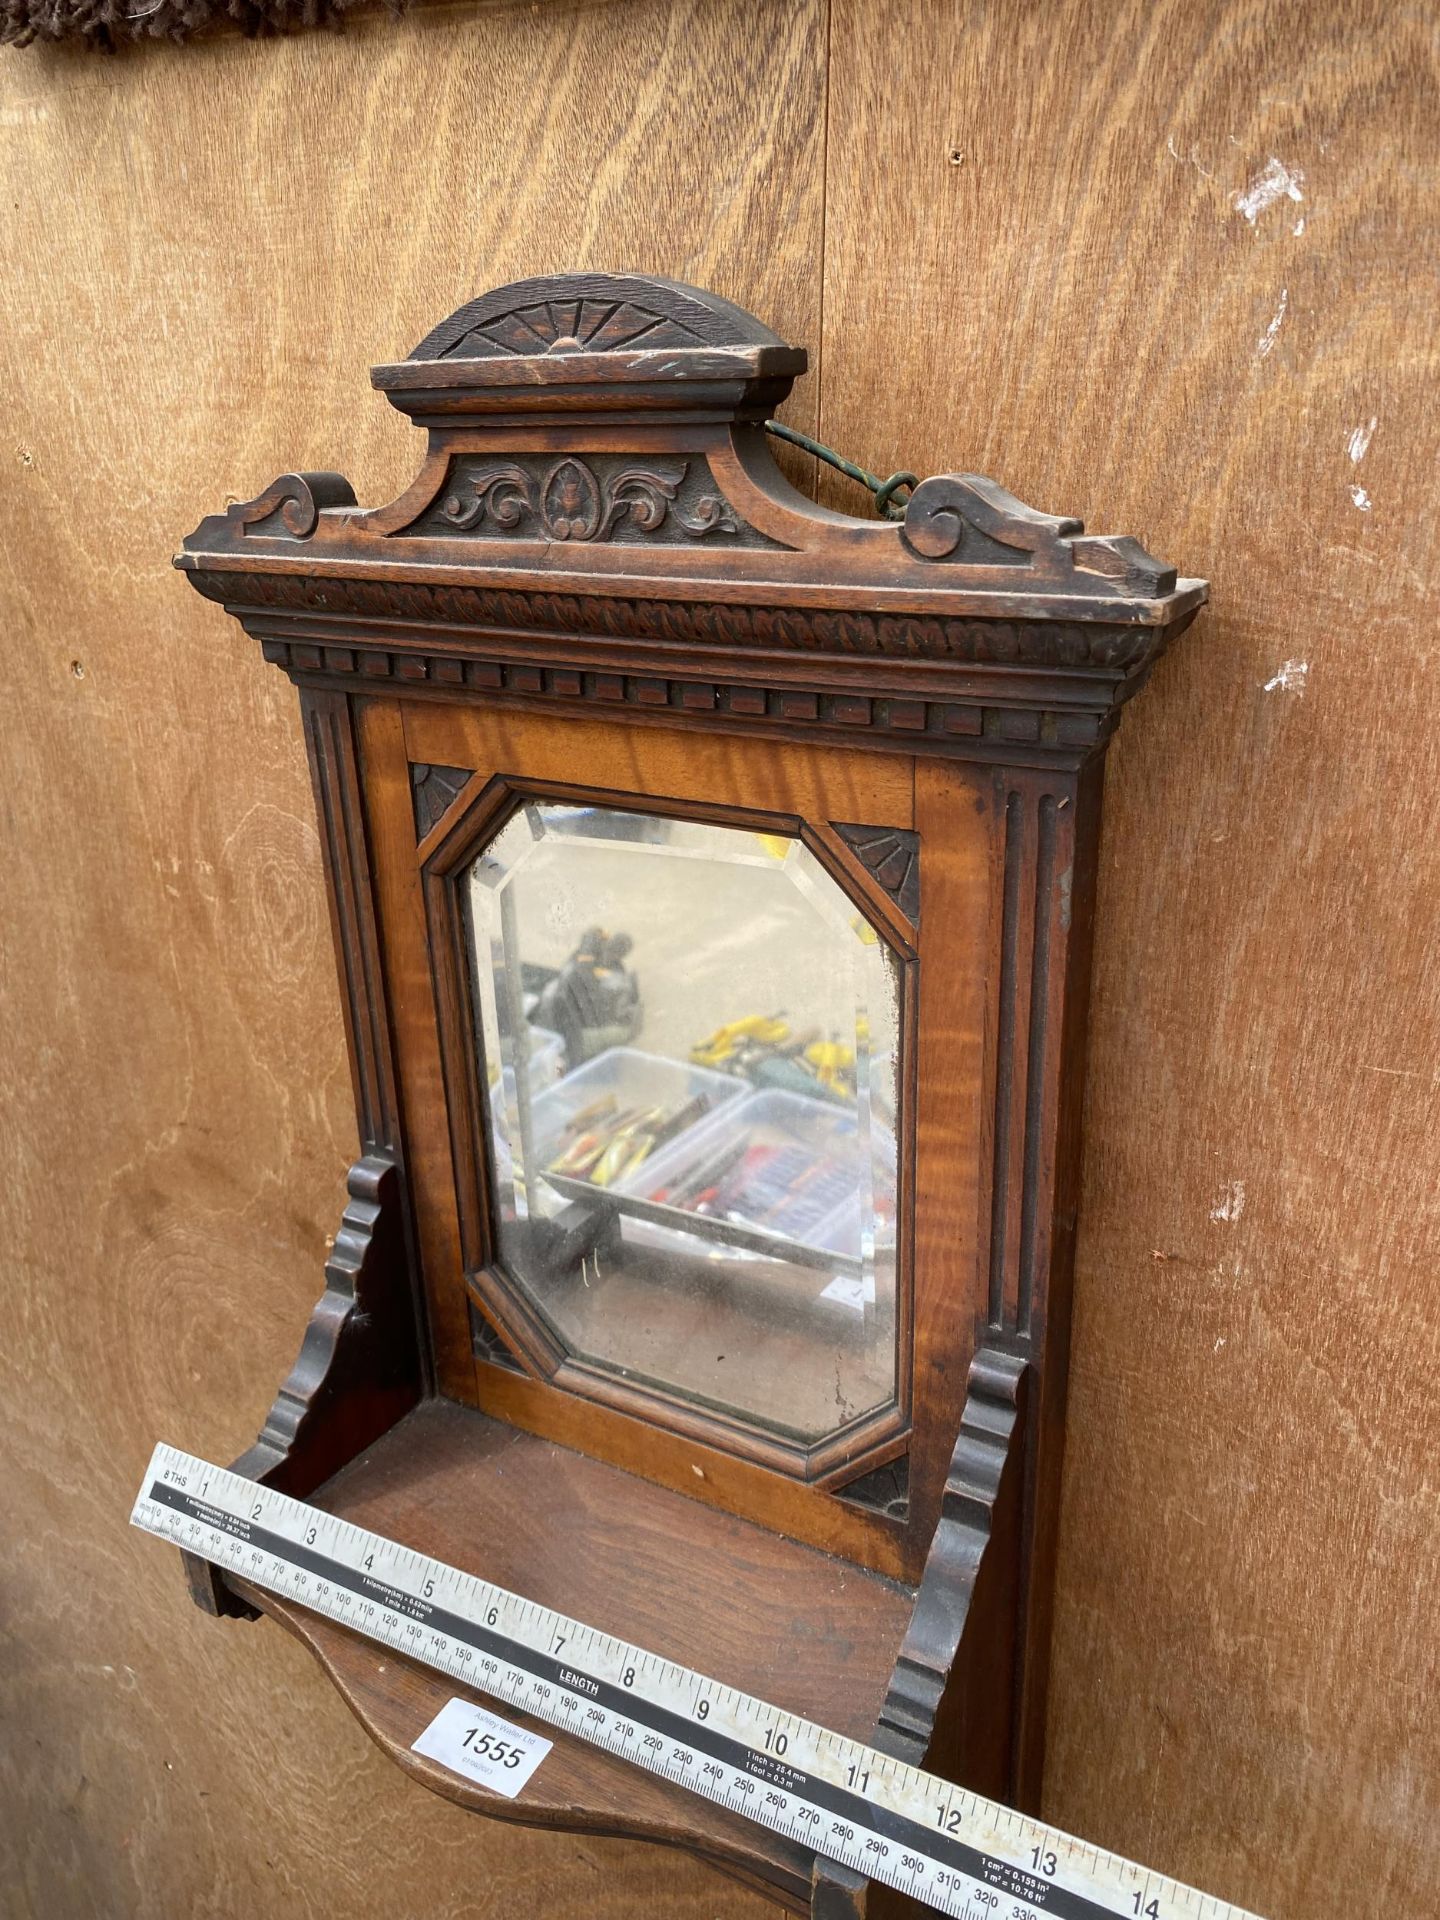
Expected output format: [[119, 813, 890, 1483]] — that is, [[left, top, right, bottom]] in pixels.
[[462, 801, 902, 1448]]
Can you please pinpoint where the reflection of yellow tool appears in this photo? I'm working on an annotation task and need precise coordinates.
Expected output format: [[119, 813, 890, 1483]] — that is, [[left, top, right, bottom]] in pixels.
[[805, 1038, 855, 1094], [691, 1014, 790, 1069]]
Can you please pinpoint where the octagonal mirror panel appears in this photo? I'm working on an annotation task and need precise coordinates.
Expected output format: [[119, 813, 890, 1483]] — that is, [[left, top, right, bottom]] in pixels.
[[462, 801, 903, 1449]]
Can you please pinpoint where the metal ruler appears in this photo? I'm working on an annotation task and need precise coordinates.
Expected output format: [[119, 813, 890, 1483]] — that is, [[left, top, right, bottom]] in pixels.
[[131, 1443, 1260, 1920]]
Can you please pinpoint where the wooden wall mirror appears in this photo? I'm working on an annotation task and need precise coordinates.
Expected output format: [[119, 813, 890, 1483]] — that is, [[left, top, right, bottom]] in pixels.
[[174, 272, 1206, 1916]]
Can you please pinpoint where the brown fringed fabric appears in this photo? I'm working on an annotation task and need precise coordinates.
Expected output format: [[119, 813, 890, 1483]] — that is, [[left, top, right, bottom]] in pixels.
[[2, 0, 403, 51]]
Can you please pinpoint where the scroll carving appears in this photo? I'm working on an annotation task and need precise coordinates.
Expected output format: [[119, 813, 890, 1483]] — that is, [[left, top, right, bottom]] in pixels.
[[811, 1349, 1028, 1916], [903, 473, 1177, 596], [229, 471, 358, 540], [428, 455, 757, 545], [241, 1156, 416, 1484]]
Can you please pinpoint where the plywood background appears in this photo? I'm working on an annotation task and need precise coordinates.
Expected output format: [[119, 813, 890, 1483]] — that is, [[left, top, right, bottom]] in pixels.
[[1, 2, 1435, 1916]]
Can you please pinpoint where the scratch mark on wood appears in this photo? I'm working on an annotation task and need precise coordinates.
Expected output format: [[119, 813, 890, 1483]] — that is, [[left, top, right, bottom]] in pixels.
[[1257, 287, 1289, 357]]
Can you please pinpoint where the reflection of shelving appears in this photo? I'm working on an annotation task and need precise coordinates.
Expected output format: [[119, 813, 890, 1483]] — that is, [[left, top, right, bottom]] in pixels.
[[541, 1171, 868, 1278]]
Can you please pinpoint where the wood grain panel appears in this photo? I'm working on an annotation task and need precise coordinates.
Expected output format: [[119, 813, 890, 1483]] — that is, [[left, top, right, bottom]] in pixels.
[[0, 2, 824, 1914], [402, 701, 917, 828], [821, 5, 1440, 1917]]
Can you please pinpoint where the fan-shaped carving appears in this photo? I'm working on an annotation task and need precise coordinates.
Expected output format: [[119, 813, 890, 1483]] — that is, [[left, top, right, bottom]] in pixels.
[[835, 823, 921, 925], [410, 763, 472, 840], [406, 272, 788, 363]]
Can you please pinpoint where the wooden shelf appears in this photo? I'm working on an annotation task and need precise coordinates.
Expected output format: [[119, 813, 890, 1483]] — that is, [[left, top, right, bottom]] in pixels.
[[228, 1397, 917, 1909]]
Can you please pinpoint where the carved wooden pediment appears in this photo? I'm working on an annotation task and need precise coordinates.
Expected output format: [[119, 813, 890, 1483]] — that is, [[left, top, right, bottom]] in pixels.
[[179, 273, 1203, 761]]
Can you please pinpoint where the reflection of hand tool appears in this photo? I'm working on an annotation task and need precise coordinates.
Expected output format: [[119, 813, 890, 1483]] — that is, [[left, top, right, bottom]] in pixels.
[[549, 1104, 646, 1179], [549, 1091, 714, 1189], [805, 1038, 856, 1096], [691, 1015, 860, 1103], [653, 1137, 748, 1208], [592, 1107, 666, 1187], [690, 1014, 790, 1070]]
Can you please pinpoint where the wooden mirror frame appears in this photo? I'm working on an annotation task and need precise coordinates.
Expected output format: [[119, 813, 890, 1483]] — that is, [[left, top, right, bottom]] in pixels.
[[173, 273, 1206, 1916]]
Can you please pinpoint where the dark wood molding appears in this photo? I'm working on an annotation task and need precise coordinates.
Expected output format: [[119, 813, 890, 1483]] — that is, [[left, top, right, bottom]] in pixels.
[[250, 626, 1135, 768], [875, 1347, 1028, 1781], [189, 564, 1195, 677], [300, 689, 402, 1156]]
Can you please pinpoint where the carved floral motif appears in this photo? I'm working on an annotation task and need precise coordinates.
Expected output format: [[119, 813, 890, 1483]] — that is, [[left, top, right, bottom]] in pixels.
[[439, 457, 741, 543]]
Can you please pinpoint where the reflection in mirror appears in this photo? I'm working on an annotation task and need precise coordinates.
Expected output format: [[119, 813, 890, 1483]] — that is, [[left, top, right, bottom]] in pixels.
[[463, 802, 902, 1448]]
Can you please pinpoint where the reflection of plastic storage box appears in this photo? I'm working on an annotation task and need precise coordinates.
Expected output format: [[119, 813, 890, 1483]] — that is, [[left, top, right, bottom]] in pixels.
[[524, 1046, 743, 1185], [488, 1027, 565, 1099], [523, 1028, 565, 1091], [487, 1031, 566, 1207], [631, 1088, 893, 1255]]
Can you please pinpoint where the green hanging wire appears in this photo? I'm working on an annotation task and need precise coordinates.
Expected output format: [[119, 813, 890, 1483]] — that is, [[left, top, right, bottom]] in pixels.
[[764, 421, 918, 522]]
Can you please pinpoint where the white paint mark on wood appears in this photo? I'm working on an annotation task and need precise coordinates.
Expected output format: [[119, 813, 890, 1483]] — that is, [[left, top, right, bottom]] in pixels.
[[1233, 156, 1305, 225], [1349, 484, 1373, 511], [1262, 659, 1308, 694], [1292, 216, 1306, 236], [1257, 287, 1288, 356], [1210, 1181, 1247, 1223], [1347, 418, 1377, 462]]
